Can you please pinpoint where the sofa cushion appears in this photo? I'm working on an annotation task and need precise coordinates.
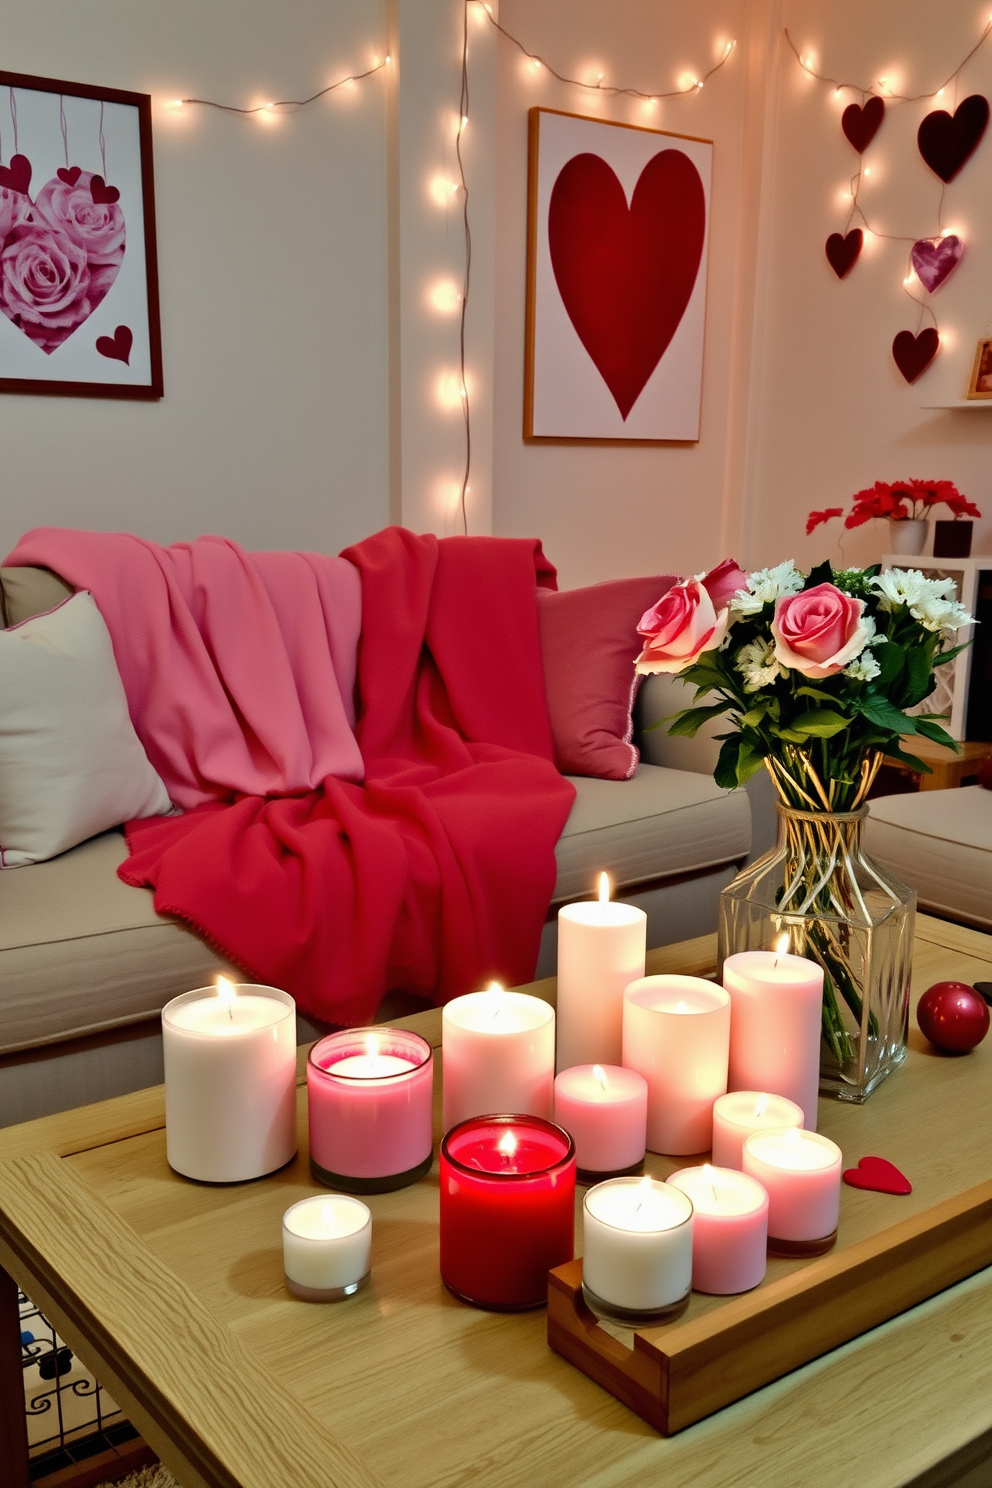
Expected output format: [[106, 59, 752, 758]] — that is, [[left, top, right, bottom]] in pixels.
[[865, 786, 992, 931], [1, 565, 73, 627]]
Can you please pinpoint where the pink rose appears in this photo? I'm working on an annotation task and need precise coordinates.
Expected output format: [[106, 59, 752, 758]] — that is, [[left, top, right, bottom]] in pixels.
[[700, 558, 748, 610], [35, 172, 125, 267], [635, 578, 730, 674], [771, 583, 868, 678], [0, 224, 95, 354], [0, 185, 30, 244]]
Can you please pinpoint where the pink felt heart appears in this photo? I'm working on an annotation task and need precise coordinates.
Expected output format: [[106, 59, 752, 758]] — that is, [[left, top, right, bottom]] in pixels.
[[842, 96, 885, 154], [843, 1156, 912, 1195], [89, 174, 120, 205], [892, 327, 939, 384], [57, 165, 82, 187], [0, 153, 32, 195], [825, 229, 862, 279], [95, 324, 132, 364], [910, 235, 963, 293]]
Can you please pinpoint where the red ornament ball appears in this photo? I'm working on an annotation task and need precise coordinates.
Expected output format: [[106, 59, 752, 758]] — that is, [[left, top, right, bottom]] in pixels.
[[917, 982, 990, 1054]]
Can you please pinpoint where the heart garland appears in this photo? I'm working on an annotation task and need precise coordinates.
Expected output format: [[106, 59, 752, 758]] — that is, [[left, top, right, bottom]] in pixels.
[[910, 235, 963, 293], [892, 328, 940, 383], [917, 94, 990, 182], [842, 1156, 912, 1195], [842, 96, 885, 153], [825, 229, 862, 279]]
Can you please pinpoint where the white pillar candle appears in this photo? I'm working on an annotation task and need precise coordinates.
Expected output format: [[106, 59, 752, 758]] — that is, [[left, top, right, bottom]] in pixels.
[[722, 950, 824, 1129], [554, 1063, 647, 1178], [282, 1195, 371, 1301], [742, 1127, 843, 1253], [582, 1176, 694, 1321], [668, 1164, 769, 1294], [622, 976, 731, 1155], [442, 983, 555, 1132], [711, 1091, 804, 1170], [556, 874, 646, 1070], [163, 979, 297, 1183]]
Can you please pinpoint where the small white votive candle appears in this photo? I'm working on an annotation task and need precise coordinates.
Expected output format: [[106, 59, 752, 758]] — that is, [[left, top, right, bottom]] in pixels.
[[668, 1164, 769, 1294], [581, 1175, 694, 1323], [622, 976, 731, 1155], [742, 1127, 843, 1256], [282, 1195, 372, 1301], [711, 1091, 804, 1170]]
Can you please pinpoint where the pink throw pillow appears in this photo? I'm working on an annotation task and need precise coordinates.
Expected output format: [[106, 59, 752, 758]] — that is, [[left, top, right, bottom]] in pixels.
[[537, 576, 677, 780]]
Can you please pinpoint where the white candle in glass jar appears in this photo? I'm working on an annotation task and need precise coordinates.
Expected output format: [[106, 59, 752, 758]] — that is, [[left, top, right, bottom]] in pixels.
[[582, 1176, 694, 1319], [556, 875, 646, 1070], [282, 1195, 371, 1300], [722, 949, 824, 1129], [622, 976, 731, 1154], [711, 1090, 804, 1170], [668, 1164, 769, 1294], [742, 1127, 842, 1249], [442, 983, 555, 1131], [163, 979, 297, 1183]]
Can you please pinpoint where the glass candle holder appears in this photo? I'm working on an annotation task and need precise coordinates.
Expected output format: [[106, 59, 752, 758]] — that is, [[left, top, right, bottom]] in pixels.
[[439, 1114, 576, 1310], [742, 1127, 842, 1256], [307, 1027, 433, 1193], [282, 1195, 372, 1301], [581, 1176, 694, 1324]]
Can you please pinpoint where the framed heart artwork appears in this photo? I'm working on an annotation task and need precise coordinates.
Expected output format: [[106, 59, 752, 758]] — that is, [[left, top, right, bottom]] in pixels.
[[524, 108, 712, 444], [0, 70, 162, 399]]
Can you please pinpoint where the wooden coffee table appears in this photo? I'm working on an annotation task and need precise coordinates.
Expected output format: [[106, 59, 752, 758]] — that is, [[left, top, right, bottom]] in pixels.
[[1, 917, 991, 1488]]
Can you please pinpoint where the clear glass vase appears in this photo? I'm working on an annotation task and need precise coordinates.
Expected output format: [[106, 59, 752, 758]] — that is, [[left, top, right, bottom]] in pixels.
[[718, 802, 916, 1103]]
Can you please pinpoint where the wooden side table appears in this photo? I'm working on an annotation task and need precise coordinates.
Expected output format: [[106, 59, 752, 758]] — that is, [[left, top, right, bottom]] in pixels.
[[885, 736, 991, 791]]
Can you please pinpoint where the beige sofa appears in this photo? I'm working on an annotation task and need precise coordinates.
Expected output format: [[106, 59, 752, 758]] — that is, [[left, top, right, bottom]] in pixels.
[[865, 785, 992, 933], [0, 565, 771, 1125]]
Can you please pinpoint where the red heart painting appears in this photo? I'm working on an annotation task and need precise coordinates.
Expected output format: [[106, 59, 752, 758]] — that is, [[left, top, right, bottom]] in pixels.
[[842, 1156, 912, 1195], [842, 96, 885, 153], [917, 94, 990, 182], [548, 150, 706, 420], [825, 229, 862, 279], [892, 327, 939, 383], [0, 153, 32, 195], [96, 324, 132, 364]]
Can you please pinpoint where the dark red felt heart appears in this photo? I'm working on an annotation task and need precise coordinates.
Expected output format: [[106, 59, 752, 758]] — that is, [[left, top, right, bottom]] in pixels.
[[843, 1156, 912, 1195], [57, 165, 82, 186], [95, 324, 132, 365], [842, 96, 885, 153], [0, 153, 32, 195], [547, 149, 706, 420], [826, 228, 862, 279], [90, 174, 120, 205], [892, 327, 939, 383], [918, 94, 990, 182]]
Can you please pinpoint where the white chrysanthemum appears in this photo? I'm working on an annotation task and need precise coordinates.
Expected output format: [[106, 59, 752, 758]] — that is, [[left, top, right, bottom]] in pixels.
[[911, 595, 973, 632], [731, 561, 805, 616], [845, 652, 881, 682], [873, 568, 953, 611], [858, 614, 882, 648], [735, 638, 785, 692]]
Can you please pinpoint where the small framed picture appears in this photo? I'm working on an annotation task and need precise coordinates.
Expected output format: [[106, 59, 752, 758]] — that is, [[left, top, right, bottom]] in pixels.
[[966, 338, 992, 399], [0, 69, 162, 399]]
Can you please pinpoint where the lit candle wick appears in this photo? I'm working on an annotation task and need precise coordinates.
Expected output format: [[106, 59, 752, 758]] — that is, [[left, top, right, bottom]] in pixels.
[[216, 975, 236, 1021], [593, 1064, 608, 1092], [703, 1162, 718, 1206], [598, 871, 610, 909], [755, 1093, 768, 1119], [487, 980, 503, 1019]]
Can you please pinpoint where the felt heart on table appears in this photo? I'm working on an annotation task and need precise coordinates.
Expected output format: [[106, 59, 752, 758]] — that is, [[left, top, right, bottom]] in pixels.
[[842, 96, 885, 153], [89, 174, 120, 205], [892, 327, 939, 383], [56, 165, 82, 187], [95, 324, 132, 364], [843, 1156, 912, 1195], [910, 235, 963, 293], [547, 149, 706, 420], [0, 153, 32, 195], [825, 228, 862, 279], [918, 94, 990, 182]]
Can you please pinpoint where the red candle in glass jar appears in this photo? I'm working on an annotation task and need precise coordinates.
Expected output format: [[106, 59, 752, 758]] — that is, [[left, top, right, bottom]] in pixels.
[[439, 1115, 576, 1310]]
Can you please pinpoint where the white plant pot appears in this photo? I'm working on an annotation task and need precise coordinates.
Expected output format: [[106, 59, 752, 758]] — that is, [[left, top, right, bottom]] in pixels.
[[888, 518, 928, 556]]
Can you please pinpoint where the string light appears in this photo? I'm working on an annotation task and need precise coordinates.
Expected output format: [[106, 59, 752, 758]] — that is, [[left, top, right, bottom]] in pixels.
[[785, 24, 992, 101], [173, 55, 389, 119]]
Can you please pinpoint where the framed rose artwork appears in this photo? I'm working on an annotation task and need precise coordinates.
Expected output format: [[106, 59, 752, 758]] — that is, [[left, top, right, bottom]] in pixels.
[[0, 70, 162, 399], [524, 108, 712, 444]]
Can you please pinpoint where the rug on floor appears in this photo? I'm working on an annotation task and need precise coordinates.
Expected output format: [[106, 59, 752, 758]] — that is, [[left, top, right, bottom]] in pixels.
[[97, 1467, 177, 1488]]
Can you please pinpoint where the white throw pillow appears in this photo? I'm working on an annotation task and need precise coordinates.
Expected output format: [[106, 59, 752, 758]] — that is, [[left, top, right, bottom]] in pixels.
[[0, 591, 172, 867]]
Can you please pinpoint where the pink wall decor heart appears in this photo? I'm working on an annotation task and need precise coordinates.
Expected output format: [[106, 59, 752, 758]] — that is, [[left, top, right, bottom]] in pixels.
[[96, 324, 132, 364], [842, 96, 885, 153], [0, 153, 32, 195], [892, 327, 939, 383], [0, 166, 125, 355], [548, 149, 706, 420], [825, 228, 862, 279], [918, 95, 989, 182], [910, 235, 963, 293], [843, 1156, 912, 1195]]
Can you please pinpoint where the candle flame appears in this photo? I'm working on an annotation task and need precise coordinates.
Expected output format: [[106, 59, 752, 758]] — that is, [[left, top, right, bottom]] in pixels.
[[497, 1129, 517, 1158], [365, 1033, 380, 1059], [216, 976, 236, 1019], [634, 1174, 653, 1213], [772, 932, 790, 955], [487, 981, 504, 1019], [676, 1000, 687, 1014], [703, 1162, 719, 1205], [755, 1093, 768, 1118], [593, 1064, 608, 1091], [598, 872, 611, 905]]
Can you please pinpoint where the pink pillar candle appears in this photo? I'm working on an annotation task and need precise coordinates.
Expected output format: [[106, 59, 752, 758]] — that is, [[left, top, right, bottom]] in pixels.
[[668, 1164, 769, 1294], [556, 889, 646, 1070], [742, 1127, 842, 1254], [722, 950, 824, 1129], [442, 986, 555, 1132], [307, 1027, 434, 1192], [622, 976, 731, 1155], [711, 1091, 804, 1170], [554, 1064, 647, 1180]]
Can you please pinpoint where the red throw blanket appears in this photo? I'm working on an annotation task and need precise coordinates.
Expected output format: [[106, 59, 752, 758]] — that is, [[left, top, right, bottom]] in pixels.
[[6, 525, 575, 1025]]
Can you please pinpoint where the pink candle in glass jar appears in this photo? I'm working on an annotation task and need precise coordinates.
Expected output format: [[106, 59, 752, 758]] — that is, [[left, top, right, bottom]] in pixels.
[[668, 1164, 769, 1294], [743, 1127, 842, 1255], [307, 1027, 433, 1193], [554, 1064, 647, 1181]]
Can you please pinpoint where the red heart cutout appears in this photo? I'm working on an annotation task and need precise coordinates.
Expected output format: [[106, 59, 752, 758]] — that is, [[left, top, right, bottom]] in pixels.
[[918, 95, 989, 183], [57, 165, 82, 187], [0, 153, 32, 195], [842, 96, 885, 153], [892, 327, 939, 383], [95, 324, 132, 365], [843, 1156, 912, 1195], [548, 150, 706, 421], [825, 229, 862, 279], [90, 174, 120, 205]]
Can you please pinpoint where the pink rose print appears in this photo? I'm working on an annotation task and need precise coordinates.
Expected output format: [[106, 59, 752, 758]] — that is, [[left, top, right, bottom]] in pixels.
[[771, 583, 869, 679], [0, 223, 97, 354], [0, 184, 31, 243], [35, 170, 125, 267]]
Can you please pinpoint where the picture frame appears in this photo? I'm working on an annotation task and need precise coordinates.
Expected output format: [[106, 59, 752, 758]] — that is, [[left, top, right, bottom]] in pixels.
[[0, 69, 162, 399], [966, 338, 992, 400], [524, 107, 712, 445]]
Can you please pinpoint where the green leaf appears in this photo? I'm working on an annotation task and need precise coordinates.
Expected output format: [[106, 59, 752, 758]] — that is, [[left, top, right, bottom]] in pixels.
[[904, 645, 934, 706], [739, 705, 767, 728], [788, 708, 851, 738], [858, 695, 914, 734], [886, 745, 931, 775], [913, 716, 959, 750], [666, 703, 729, 737], [770, 726, 810, 743], [934, 640, 971, 667], [874, 641, 905, 686], [713, 736, 742, 790], [796, 685, 840, 704], [736, 743, 768, 784]]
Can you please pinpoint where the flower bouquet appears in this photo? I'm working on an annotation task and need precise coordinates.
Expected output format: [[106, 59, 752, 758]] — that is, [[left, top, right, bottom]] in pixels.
[[636, 559, 973, 1101]]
